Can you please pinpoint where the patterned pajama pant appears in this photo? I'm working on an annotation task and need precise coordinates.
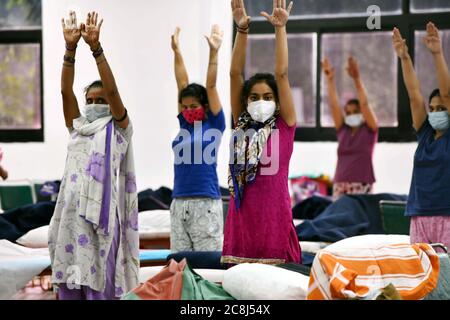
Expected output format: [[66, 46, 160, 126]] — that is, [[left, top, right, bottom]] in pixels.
[[332, 182, 373, 201], [410, 216, 450, 254], [170, 198, 223, 253]]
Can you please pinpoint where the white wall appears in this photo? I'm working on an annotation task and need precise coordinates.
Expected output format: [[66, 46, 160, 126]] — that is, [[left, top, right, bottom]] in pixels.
[[1, 0, 416, 195], [290, 142, 417, 195], [1, 0, 232, 192]]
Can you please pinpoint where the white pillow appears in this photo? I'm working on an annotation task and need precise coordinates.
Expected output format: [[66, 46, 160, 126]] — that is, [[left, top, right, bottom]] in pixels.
[[16, 225, 49, 248], [300, 241, 331, 254], [139, 266, 224, 284], [138, 210, 170, 233], [326, 234, 410, 251], [16, 211, 171, 247], [222, 263, 309, 300]]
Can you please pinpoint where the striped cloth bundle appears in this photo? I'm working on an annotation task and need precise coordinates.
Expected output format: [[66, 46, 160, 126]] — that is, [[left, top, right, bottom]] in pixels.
[[307, 243, 440, 300]]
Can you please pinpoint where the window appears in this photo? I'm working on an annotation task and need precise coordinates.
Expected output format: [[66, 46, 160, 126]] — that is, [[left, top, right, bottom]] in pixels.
[[0, 0, 42, 142], [242, 0, 450, 142], [246, 34, 317, 127], [0, 44, 41, 129], [244, 0, 402, 20], [410, 0, 450, 14], [415, 29, 450, 103], [321, 32, 397, 127]]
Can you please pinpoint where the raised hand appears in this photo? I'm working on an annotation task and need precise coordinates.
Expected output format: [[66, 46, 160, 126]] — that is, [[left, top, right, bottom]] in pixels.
[[392, 27, 409, 59], [205, 24, 224, 51], [81, 11, 103, 49], [62, 11, 81, 47], [322, 58, 335, 80], [423, 22, 442, 55], [261, 0, 293, 28], [346, 56, 360, 79], [0, 165, 8, 180], [231, 0, 251, 28], [171, 27, 181, 52]]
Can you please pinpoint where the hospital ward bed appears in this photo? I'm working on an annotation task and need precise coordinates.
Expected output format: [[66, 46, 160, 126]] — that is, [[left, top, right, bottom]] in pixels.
[[13, 210, 171, 250], [0, 239, 172, 299]]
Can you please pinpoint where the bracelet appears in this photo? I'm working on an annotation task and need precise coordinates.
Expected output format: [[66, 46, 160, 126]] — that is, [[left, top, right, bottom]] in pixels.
[[63, 55, 75, 63], [63, 62, 74, 68], [65, 43, 77, 51], [236, 25, 249, 33], [237, 28, 249, 34], [92, 46, 104, 58], [114, 108, 128, 123], [90, 42, 101, 52]]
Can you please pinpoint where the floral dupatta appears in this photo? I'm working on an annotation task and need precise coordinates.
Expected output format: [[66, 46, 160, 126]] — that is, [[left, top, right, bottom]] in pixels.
[[74, 116, 139, 295], [228, 111, 278, 209]]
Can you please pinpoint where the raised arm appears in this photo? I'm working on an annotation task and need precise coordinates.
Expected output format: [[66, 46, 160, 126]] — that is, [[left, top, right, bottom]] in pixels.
[[393, 27, 426, 131], [261, 0, 296, 127], [423, 22, 450, 102], [204, 25, 224, 116], [347, 57, 378, 131], [61, 11, 81, 128], [322, 58, 344, 130], [81, 12, 128, 129], [171, 27, 189, 113], [230, 0, 252, 124]]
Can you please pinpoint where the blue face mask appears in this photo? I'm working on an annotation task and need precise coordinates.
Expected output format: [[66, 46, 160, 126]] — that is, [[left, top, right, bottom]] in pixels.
[[83, 104, 111, 123], [428, 111, 450, 131]]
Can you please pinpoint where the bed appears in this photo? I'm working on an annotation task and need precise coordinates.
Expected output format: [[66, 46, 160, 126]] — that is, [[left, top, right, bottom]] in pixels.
[[16, 213, 304, 251], [14, 210, 171, 250], [0, 239, 172, 299]]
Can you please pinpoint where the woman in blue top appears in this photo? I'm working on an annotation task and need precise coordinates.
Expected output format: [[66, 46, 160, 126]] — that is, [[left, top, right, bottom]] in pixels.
[[169, 25, 226, 252], [393, 23, 450, 251]]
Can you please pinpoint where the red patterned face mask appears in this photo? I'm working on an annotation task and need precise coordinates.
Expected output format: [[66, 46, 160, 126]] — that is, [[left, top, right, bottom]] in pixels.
[[182, 107, 206, 124]]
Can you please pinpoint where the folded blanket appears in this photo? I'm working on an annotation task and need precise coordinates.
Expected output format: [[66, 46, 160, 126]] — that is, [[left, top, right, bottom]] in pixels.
[[292, 196, 332, 220], [122, 259, 233, 300], [308, 243, 439, 300], [0, 240, 51, 299], [425, 253, 450, 300], [167, 251, 227, 270], [0, 201, 55, 242], [297, 193, 408, 242], [138, 187, 172, 211]]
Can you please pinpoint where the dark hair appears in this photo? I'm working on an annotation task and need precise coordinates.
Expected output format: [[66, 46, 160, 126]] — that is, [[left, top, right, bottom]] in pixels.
[[84, 80, 103, 99], [178, 83, 209, 106], [346, 99, 360, 108], [241, 73, 279, 108], [429, 88, 440, 104]]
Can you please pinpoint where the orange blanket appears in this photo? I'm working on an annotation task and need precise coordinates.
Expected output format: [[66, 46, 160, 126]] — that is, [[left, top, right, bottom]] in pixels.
[[307, 243, 440, 300]]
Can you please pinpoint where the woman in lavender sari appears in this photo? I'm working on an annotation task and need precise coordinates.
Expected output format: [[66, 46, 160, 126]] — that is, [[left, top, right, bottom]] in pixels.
[[48, 11, 139, 300]]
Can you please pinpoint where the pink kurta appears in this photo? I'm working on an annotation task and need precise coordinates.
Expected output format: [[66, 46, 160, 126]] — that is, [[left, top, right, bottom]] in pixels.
[[222, 117, 301, 265]]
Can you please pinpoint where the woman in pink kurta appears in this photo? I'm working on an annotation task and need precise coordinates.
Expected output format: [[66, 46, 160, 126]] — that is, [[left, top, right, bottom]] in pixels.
[[322, 57, 378, 200], [221, 0, 301, 265]]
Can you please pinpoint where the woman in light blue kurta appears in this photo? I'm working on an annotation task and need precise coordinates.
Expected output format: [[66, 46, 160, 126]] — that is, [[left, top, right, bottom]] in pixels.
[[48, 11, 139, 300]]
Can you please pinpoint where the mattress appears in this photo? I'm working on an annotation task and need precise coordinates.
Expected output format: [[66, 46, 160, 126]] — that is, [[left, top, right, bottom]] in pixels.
[[15, 210, 171, 248]]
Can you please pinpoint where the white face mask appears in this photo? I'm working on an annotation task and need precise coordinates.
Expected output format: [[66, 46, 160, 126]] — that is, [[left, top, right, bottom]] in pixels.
[[83, 104, 111, 123], [344, 113, 364, 127], [247, 100, 276, 123]]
